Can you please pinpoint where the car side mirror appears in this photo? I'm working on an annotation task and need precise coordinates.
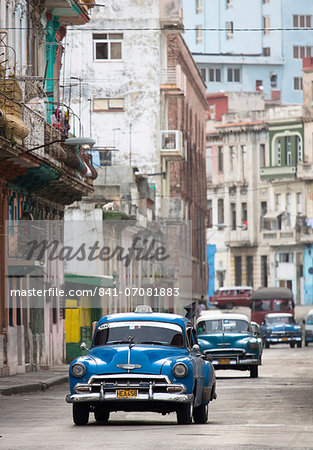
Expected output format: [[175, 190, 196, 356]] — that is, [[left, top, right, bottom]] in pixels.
[[192, 344, 200, 354], [80, 342, 89, 351]]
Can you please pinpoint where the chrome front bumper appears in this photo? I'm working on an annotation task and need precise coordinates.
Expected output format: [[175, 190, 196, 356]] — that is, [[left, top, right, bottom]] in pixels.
[[66, 392, 193, 403], [266, 336, 302, 343], [66, 373, 192, 404]]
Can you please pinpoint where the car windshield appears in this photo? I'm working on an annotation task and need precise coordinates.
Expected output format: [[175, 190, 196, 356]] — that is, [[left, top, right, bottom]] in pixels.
[[265, 316, 295, 325], [197, 318, 250, 334], [93, 321, 185, 348]]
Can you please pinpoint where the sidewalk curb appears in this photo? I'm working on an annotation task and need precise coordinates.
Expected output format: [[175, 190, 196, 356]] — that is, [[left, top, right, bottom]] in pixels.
[[0, 375, 68, 396]]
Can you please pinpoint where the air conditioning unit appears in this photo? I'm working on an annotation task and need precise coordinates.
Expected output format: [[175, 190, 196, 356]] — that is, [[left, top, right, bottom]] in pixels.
[[160, 130, 185, 159]]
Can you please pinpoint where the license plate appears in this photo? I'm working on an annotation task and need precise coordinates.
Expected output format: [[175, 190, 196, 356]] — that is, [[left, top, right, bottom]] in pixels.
[[282, 337, 288, 342], [218, 358, 230, 364], [116, 389, 138, 398]]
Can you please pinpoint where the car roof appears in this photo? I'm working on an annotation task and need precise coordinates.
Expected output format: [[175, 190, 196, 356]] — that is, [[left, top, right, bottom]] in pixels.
[[265, 313, 293, 318], [252, 287, 293, 299], [197, 312, 249, 323], [96, 312, 191, 328], [216, 286, 253, 291]]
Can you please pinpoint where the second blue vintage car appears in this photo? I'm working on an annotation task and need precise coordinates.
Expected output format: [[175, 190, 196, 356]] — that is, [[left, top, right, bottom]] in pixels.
[[66, 309, 216, 425], [196, 312, 263, 378], [260, 312, 302, 348]]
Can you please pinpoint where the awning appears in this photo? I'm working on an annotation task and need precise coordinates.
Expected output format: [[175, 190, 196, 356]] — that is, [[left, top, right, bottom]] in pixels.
[[64, 274, 114, 287], [263, 211, 284, 220]]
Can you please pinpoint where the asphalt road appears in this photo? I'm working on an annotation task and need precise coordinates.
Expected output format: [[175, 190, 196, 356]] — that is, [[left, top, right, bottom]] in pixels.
[[0, 346, 312, 450]]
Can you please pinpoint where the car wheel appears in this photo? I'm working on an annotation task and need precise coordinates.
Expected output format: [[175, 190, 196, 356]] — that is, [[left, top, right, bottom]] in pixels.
[[225, 302, 234, 309], [94, 407, 110, 423], [297, 341, 302, 348], [193, 403, 209, 424], [176, 402, 193, 425], [290, 342, 295, 348], [265, 342, 270, 349], [73, 403, 89, 426], [250, 366, 258, 378], [305, 341, 308, 347]]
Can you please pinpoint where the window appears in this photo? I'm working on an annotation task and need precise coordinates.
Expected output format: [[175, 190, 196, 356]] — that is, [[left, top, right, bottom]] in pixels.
[[263, 47, 271, 56], [263, 16, 270, 34], [226, 0, 233, 8], [293, 46, 312, 59], [294, 77, 303, 91], [297, 193, 302, 214], [261, 202, 267, 230], [270, 73, 277, 88], [293, 15, 311, 28], [263, 0, 270, 3], [241, 202, 247, 224], [226, 21, 234, 39], [228, 68, 240, 82], [246, 256, 253, 287], [196, 0, 203, 14], [196, 25, 203, 44], [235, 256, 242, 286], [200, 68, 206, 81], [276, 139, 281, 166], [231, 203, 236, 230], [207, 200, 212, 228], [93, 33, 123, 60], [99, 150, 112, 166], [276, 194, 281, 209], [93, 98, 124, 111], [218, 199, 224, 224], [279, 253, 294, 263], [296, 136, 302, 162], [286, 193, 292, 211], [286, 136, 291, 165], [209, 67, 221, 82], [229, 146, 235, 171], [218, 146, 223, 172], [256, 80, 263, 91], [260, 143, 266, 167], [261, 255, 268, 287]]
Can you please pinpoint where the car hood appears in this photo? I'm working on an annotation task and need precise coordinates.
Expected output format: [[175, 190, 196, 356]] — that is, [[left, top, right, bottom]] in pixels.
[[88, 345, 188, 375], [267, 323, 299, 332], [198, 332, 253, 349]]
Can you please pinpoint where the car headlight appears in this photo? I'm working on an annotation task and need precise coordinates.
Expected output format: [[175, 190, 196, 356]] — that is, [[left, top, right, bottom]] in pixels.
[[71, 362, 86, 378], [172, 363, 188, 378], [248, 339, 258, 350]]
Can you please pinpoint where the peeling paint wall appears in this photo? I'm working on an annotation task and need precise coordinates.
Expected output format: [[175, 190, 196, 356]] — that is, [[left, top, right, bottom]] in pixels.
[[63, 1, 163, 178]]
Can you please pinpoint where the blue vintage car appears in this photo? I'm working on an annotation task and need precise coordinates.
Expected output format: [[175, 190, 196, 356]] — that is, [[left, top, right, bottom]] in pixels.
[[260, 313, 302, 348], [66, 310, 216, 425], [196, 312, 262, 378]]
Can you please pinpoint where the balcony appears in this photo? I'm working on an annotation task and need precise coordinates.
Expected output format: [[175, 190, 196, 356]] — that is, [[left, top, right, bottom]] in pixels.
[[260, 165, 296, 180], [225, 228, 252, 248], [159, 0, 183, 31], [160, 65, 186, 97], [261, 229, 297, 245], [297, 161, 313, 180], [160, 130, 185, 160]]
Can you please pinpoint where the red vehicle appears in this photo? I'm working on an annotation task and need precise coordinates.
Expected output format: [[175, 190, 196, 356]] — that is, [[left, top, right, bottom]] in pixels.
[[250, 287, 295, 324], [209, 286, 253, 309]]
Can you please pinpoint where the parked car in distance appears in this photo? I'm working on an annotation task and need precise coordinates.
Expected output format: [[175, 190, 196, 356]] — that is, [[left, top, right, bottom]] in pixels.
[[66, 311, 216, 426], [304, 309, 313, 346], [260, 313, 302, 348], [209, 286, 253, 309], [196, 312, 262, 378]]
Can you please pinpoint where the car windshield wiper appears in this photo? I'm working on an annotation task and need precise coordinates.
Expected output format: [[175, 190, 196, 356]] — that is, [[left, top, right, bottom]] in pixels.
[[140, 340, 168, 346], [106, 340, 132, 345]]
